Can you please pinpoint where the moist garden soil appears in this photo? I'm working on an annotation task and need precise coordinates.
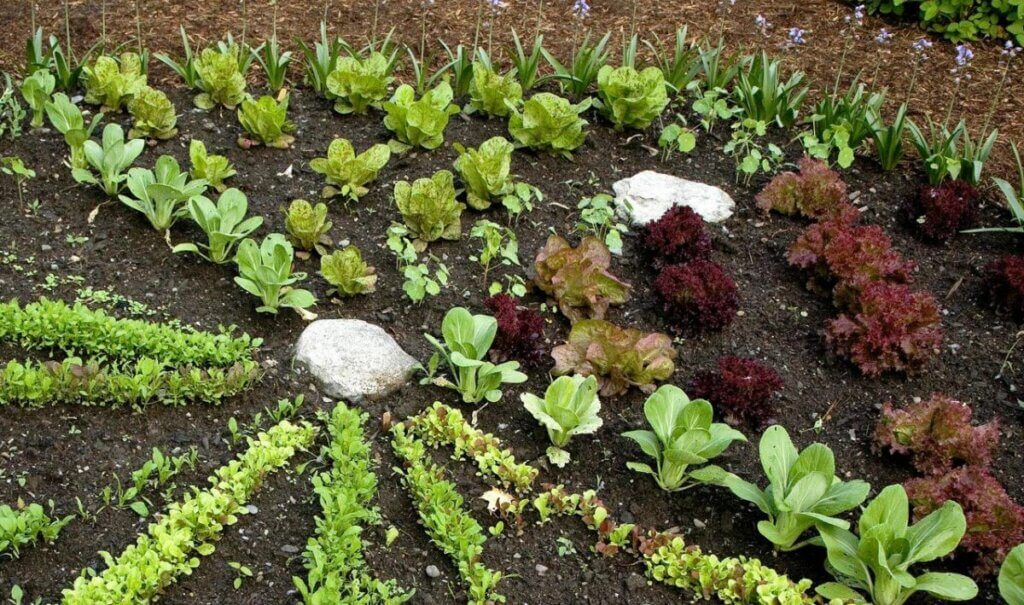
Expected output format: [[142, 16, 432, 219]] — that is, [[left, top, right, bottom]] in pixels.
[[0, 87, 1021, 604]]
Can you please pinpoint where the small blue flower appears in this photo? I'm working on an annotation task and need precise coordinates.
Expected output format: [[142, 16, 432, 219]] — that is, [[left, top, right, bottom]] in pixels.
[[954, 43, 974, 67], [572, 0, 590, 19], [754, 14, 770, 33], [911, 38, 933, 53], [788, 27, 806, 45], [874, 28, 893, 44]]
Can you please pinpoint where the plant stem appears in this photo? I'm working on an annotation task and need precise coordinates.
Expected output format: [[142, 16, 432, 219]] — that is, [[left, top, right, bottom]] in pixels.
[[629, 0, 638, 40], [63, 0, 72, 57], [101, 0, 107, 47], [323, 0, 331, 23], [981, 58, 1013, 137], [272, 0, 279, 40], [944, 78, 961, 130], [241, 0, 248, 48], [370, 0, 381, 49], [535, 0, 545, 39], [419, 5, 429, 65], [833, 30, 852, 94], [472, 0, 484, 54], [135, 0, 144, 55]]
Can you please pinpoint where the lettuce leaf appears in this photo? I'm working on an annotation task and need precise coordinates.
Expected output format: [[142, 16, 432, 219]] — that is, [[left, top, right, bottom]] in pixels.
[[508, 93, 591, 158]]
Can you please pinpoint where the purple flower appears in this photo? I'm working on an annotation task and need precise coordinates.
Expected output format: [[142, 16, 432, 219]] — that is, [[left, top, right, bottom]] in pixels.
[[874, 28, 893, 44], [911, 38, 933, 53], [754, 14, 770, 33], [572, 0, 590, 19], [846, 4, 865, 26], [788, 27, 806, 45], [955, 44, 974, 67], [1002, 40, 1022, 59]]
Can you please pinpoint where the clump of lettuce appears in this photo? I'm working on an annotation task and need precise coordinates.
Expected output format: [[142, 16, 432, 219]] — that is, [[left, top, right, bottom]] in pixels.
[[320, 246, 377, 297], [453, 136, 514, 210], [394, 170, 464, 249], [194, 46, 247, 110], [467, 62, 523, 118], [326, 53, 394, 114], [508, 93, 591, 159], [236, 94, 295, 149], [82, 53, 147, 112], [383, 82, 460, 151], [128, 86, 178, 140], [189, 139, 236, 192], [534, 234, 631, 323], [596, 65, 669, 130], [552, 319, 677, 397], [310, 138, 391, 201]]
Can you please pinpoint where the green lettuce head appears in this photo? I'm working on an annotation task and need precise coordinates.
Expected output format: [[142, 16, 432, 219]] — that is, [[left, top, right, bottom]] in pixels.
[[326, 53, 393, 114], [394, 170, 464, 248], [596, 65, 670, 130], [467, 62, 523, 118], [383, 82, 460, 151], [128, 86, 178, 140], [194, 46, 247, 110], [83, 53, 147, 111], [508, 93, 592, 158], [453, 136, 514, 210]]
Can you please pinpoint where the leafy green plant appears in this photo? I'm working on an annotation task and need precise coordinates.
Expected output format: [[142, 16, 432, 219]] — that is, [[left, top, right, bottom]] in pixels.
[[724, 425, 870, 551], [118, 155, 208, 231], [508, 93, 592, 158], [908, 118, 997, 185], [173, 188, 263, 264], [310, 138, 390, 201], [534, 235, 630, 322], [732, 52, 807, 128], [127, 86, 177, 140], [696, 40, 740, 92], [61, 420, 315, 604], [509, 29, 545, 91], [1002, 543, 1024, 605], [692, 86, 738, 132], [394, 170, 464, 249], [623, 385, 745, 491], [576, 193, 629, 255], [435, 41, 474, 98], [283, 199, 332, 251], [386, 224, 450, 303], [645, 26, 699, 95], [236, 94, 295, 149], [1, 73, 27, 141], [252, 35, 292, 93], [234, 233, 317, 316], [968, 144, 1024, 235], [19, 69, 54, 128], [723, 118, 784, 185], [522, 374, 602, 467], [421, 306, 527, 404], [71, 123, 145, 197], [869, 102, 908, 172], [552, 319, 676, 397], [296, 21, 345, 96], [658, 122, 697, 162], [82, 52, 147, 111], [383, 82, 460, 151], [193, 45, 247, 110], [155, 26, 201, 89], [0, 500, 73, 558], [1, 157, 35, 206], [595, 64, 669, 130], [453, 136, 514, 210], [469, 219, 519, 281], [542, 32, 611, 97], [816, 484, 978, 605], [188, 139, 235, 192], [326, 53, 393, 114], [320, 246, 377, 297], [294, 403, 412, 604], [467, 61, 523, 118]]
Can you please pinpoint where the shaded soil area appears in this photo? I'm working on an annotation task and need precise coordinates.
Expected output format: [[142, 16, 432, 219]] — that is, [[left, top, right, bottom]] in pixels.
[[0, 85, 1021, 604], [0, 0, 1022, 179]]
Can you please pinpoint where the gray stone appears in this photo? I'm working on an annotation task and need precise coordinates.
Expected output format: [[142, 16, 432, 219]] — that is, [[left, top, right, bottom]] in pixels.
[[613, 170, 735, 225], [425, 565, 441, 578], [293, 319, 418, 402]]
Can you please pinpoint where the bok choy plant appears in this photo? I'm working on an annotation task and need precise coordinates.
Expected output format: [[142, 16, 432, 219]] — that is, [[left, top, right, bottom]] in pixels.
[[71, 123, 145, 197], [173, 188, 263, 264], [522, 375, 602, 467], [118, 155, 208, 231], [234, 233, 316, 317]]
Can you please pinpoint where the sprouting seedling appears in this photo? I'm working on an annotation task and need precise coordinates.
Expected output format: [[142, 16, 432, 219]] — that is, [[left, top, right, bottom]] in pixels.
[[2, 156, 36, 206]]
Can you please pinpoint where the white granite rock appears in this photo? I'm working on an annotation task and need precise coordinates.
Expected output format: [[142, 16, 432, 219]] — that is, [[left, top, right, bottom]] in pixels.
[[293, 319, 417, 401], [613, 171, 735, 225]]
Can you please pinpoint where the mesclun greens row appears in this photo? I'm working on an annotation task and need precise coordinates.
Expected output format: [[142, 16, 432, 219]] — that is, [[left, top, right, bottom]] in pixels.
[[390, 423, 506, 605], [0, 500, 73, 558], [0, 298, 259, 367], [294, 403, 412, 604], [61, 419, 315, 604]]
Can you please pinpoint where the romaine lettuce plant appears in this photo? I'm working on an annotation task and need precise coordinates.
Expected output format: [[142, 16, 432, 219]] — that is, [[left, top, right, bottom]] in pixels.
[[724, 425, 870, 551], [383, 82, 460, 151], [522, 375, 602, 466], [71, 123, 146, 197], [508, 93, 592, 158], [194, 46, 247, 110], [320, 246, 377, 297], [453, 136, 514, 210], [188, 139, 235, 192], [284, 199, 332, 251], [1002, 544, 1024, 605], [45, 93, 103, 170], [82, 53, 147, 111], [326, 53, 394, 114], [128, 86, 178, 140], [19, 69, 55, 128], [394, 170, 464, 249], [234, 233, 317, 316], [467, 62, 523, 118], [237, 94, 295, 149], [534, 234, 630, 322], [421, 306, 527, 404], [310, 138, 391, 201], [118, 155, 208, 231], [551, 319, 676, 397], [623, 385, 746, 491], [173, 188, 263, 264], [595, 65, 669, 130], [817, 484, 977, 605]]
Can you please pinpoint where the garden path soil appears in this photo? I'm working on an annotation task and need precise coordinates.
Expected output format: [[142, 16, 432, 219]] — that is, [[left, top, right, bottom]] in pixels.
[[0, 87, 1021, 604]]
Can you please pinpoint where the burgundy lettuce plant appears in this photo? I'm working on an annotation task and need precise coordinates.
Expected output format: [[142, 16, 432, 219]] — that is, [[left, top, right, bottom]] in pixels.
[[483, 294, 547, 367], [653, 260, 739, 333], [640, 206, 711, 265], [551, 319, 677, 397], [983, 254, 1024, 321], [689, 356, 784, 427], [904, 180, 979, 242], [824, 282, 942, 376], [533, 234, 631, 323], [755, 157, 850, 219]]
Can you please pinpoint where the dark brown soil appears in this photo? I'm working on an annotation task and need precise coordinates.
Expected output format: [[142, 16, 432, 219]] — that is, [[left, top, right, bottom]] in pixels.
[[0, 86, 1021, 605]]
